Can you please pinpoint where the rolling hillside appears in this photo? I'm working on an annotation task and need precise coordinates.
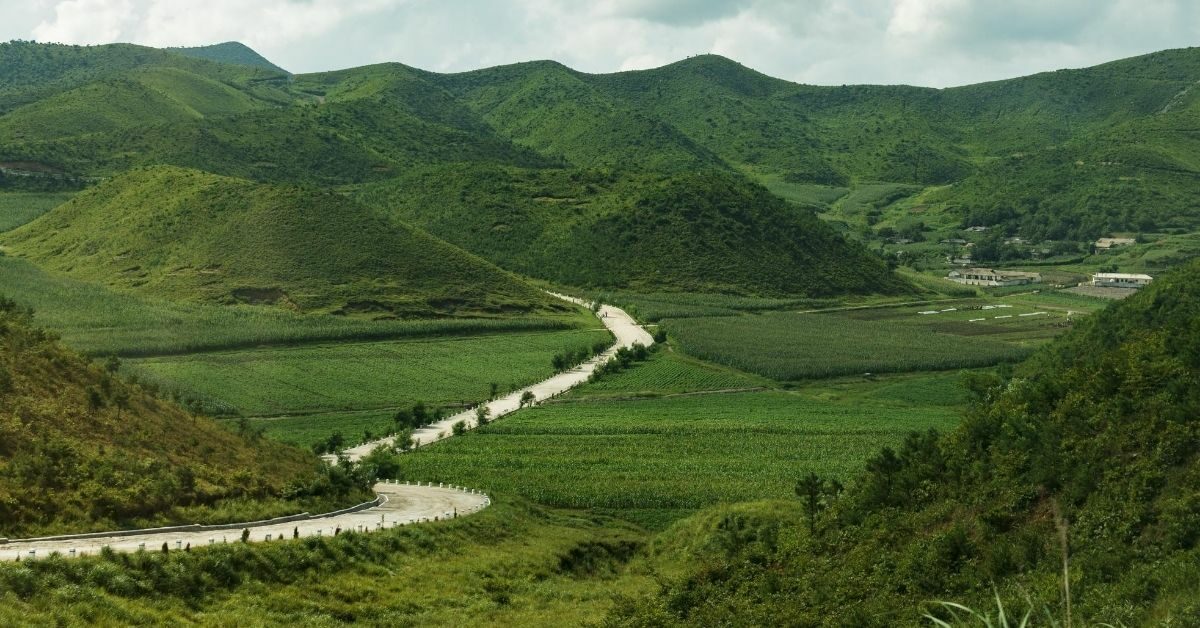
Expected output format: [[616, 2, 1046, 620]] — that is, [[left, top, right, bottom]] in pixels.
[[0, 166, 562, 317], [4, 40, 1200, 293], [426, 60, 725, 171], [356, 165, 906, 295], [0, 298, 327, 537]]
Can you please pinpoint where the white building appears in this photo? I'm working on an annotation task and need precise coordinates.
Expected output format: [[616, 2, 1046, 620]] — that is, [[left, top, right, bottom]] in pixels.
[[1094, 237, 1136, 250], [1091, 273, 1152, 289], [947, 268, 1042, 287]]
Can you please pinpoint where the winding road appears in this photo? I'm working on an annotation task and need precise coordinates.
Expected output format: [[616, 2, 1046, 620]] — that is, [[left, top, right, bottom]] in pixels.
[[5, 483, 487, 560], [5, 294, 652, 559], [339, 294, 654, 462]]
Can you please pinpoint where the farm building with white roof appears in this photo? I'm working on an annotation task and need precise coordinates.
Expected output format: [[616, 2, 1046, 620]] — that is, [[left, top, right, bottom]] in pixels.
[[1091, 273, 1153, 289]]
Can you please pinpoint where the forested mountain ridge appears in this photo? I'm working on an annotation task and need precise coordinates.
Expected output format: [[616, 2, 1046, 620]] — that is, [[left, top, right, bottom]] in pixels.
[[5, 40, 1200, 297]]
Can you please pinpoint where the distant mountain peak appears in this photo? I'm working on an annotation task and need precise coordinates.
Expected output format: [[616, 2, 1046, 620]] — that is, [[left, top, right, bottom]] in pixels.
[[168, 41, 288, 75]]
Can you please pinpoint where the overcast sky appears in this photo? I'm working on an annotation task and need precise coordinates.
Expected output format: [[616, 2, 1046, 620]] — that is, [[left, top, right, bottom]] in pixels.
[[3, 0, 1198, 87]]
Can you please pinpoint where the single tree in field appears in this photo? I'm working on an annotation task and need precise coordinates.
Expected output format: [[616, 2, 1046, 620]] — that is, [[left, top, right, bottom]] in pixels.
[[475, 404, 491, 426], [795, 472, 842, 535], [393, 408, 415, 429], [489, 382, 499, 401], [86, 387, 105, 413], [395, 428, 415, 452], [519, 391, 536, 408], [241, 528, 250, 543], [112, 389, 130, 420], [452, 420, 467, 436]]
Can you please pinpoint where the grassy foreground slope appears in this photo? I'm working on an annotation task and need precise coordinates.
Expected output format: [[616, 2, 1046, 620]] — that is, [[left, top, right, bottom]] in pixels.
[[358, 166, 907, 296], [0, 299, 340, 538], [1, 166, 561, 317], [611, 260, 1200, 625]]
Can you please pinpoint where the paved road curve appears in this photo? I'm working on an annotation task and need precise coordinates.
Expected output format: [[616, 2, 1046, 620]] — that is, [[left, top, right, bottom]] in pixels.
[[5, 482, 487, 560], [339, 294, 654, 462], [5, 295, 651, 560]]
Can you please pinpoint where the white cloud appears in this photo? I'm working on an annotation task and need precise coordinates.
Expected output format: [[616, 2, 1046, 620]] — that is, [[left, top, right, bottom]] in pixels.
[[14, 0, 1200, 87], [33, 0, 135, 45]]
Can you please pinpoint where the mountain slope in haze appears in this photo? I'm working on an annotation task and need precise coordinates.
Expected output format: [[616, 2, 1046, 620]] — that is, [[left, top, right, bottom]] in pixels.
[[612, 258, 1200, 626], [0, 41, 291, 116], [357, 165, 907, 296], [169, 41, 289, 74], [0, 299, 327, 537], [0, 166, 562, 317]]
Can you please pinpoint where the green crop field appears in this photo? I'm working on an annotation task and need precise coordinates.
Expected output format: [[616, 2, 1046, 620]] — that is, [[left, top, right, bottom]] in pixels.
[[250, 409, 398, 449], [609, 291, 836, 321], [573, 350, 770, 398], [394, 352, 965, 528], [397, 389, 961, 528], [659, 297, 1085, 380], [0, 256, 589, 356], [0, 191, 73, 232], [127, 328, 612, 417]]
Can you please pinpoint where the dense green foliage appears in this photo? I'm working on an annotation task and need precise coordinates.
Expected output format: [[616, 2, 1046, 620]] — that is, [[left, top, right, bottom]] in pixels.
[[0, 298, 356, 537], [611, 259, 1200, 625], [1, 166, 561, 317]]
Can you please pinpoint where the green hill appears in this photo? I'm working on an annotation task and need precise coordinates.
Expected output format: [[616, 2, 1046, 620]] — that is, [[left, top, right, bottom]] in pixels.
[[356, 165, 906, 295], [0, 49, 548, 183], [0, 298, 342, 537], [426, 60, 724, 171], [612, 259, 1200, 625], [0, 41, 290, 116], [0, 67, 266, 143], [0, 166, 561, 316], [168, 41, 289, 74]]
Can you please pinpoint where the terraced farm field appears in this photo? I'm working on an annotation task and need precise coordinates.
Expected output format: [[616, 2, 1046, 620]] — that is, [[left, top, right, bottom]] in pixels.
[[396, 356, 965, 528], [127, 328, 613, 417]]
